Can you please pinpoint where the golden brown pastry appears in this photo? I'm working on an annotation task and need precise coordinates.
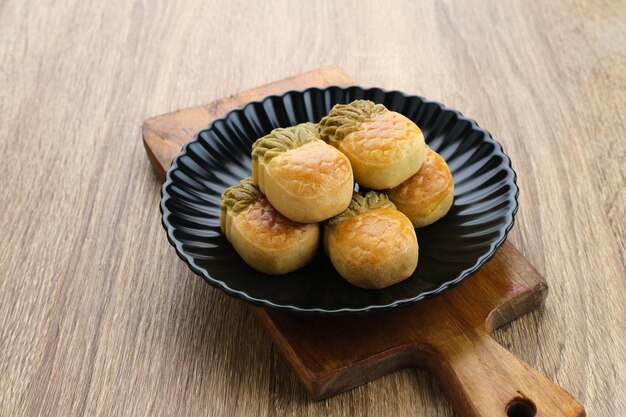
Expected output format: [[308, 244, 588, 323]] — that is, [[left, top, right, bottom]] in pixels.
[[251, 122, 353, 223], [318, 100, 425, 189], [220, 178, 320, 275], [386, 147, 454, 228], [324, 191, 418, 289]]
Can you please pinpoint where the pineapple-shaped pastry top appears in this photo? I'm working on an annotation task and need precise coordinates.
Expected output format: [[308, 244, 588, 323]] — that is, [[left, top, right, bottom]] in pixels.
[[319, 100, 425, 190], [252, 123, 353, 223]]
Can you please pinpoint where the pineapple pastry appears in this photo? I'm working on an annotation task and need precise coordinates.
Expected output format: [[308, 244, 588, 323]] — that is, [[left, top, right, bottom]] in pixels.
[[387, 147, 454, 228], [318, 100, 425, 189], [325, 191, 418, 289], [220, 178, 319, 275], [251, 122, 353, 223]]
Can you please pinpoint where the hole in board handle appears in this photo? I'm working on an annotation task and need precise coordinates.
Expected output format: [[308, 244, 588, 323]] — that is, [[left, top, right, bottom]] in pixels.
[[506, 398, 537, 417]]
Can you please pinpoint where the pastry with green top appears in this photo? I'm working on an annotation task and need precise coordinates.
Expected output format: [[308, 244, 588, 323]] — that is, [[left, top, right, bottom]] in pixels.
[[220, 178, 319, 275], [325, 191, 418, 289], [251, 122, 353, 223], [318, 100, 425, 189]]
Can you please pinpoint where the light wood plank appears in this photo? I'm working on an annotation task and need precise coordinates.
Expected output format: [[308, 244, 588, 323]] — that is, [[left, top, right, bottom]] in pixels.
[[0, 0, 624, 416]]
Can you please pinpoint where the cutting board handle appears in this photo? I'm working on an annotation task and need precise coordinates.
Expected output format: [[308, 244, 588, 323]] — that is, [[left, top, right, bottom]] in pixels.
[[425, 328, 585, 417]]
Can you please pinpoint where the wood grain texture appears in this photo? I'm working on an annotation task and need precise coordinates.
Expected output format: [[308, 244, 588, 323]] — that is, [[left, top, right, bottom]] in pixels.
[[144, 66, 583, 416], [0, 1, 624, 416], [143, 66, 352, 179], [256, 243, 583, 417]]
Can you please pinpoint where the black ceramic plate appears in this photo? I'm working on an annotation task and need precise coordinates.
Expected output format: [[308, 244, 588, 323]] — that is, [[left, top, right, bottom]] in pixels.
[[161, 86, 518, 314]]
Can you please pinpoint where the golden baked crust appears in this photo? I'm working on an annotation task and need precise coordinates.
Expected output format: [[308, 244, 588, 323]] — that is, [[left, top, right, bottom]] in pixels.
[[267, 141, 352, 197], [235, 200, 315, 250], [252, 123, 353, 223], [387, 148, 454, 228], [342, 111, 421, 164], [220, 178, 319, 274], [325, 192, 418, 289], [319, 100, 425, 189]]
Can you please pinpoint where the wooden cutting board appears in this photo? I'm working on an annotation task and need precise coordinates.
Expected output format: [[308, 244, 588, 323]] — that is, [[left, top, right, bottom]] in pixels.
[[143, 66, 585, 417]]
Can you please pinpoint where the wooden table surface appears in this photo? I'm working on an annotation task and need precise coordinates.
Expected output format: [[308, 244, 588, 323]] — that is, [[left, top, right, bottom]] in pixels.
[[1, 1, 624, 416]]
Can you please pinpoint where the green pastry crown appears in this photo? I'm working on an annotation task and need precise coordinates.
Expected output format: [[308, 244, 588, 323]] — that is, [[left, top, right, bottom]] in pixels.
[[318, 100, 387, 146], [221, 178, 264, 214], [327, 191, 396, 226], [251, 122, 320, 163]]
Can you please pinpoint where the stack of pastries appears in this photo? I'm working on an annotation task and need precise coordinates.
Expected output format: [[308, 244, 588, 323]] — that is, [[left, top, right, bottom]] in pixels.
[[220, 100, 454, 289]]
